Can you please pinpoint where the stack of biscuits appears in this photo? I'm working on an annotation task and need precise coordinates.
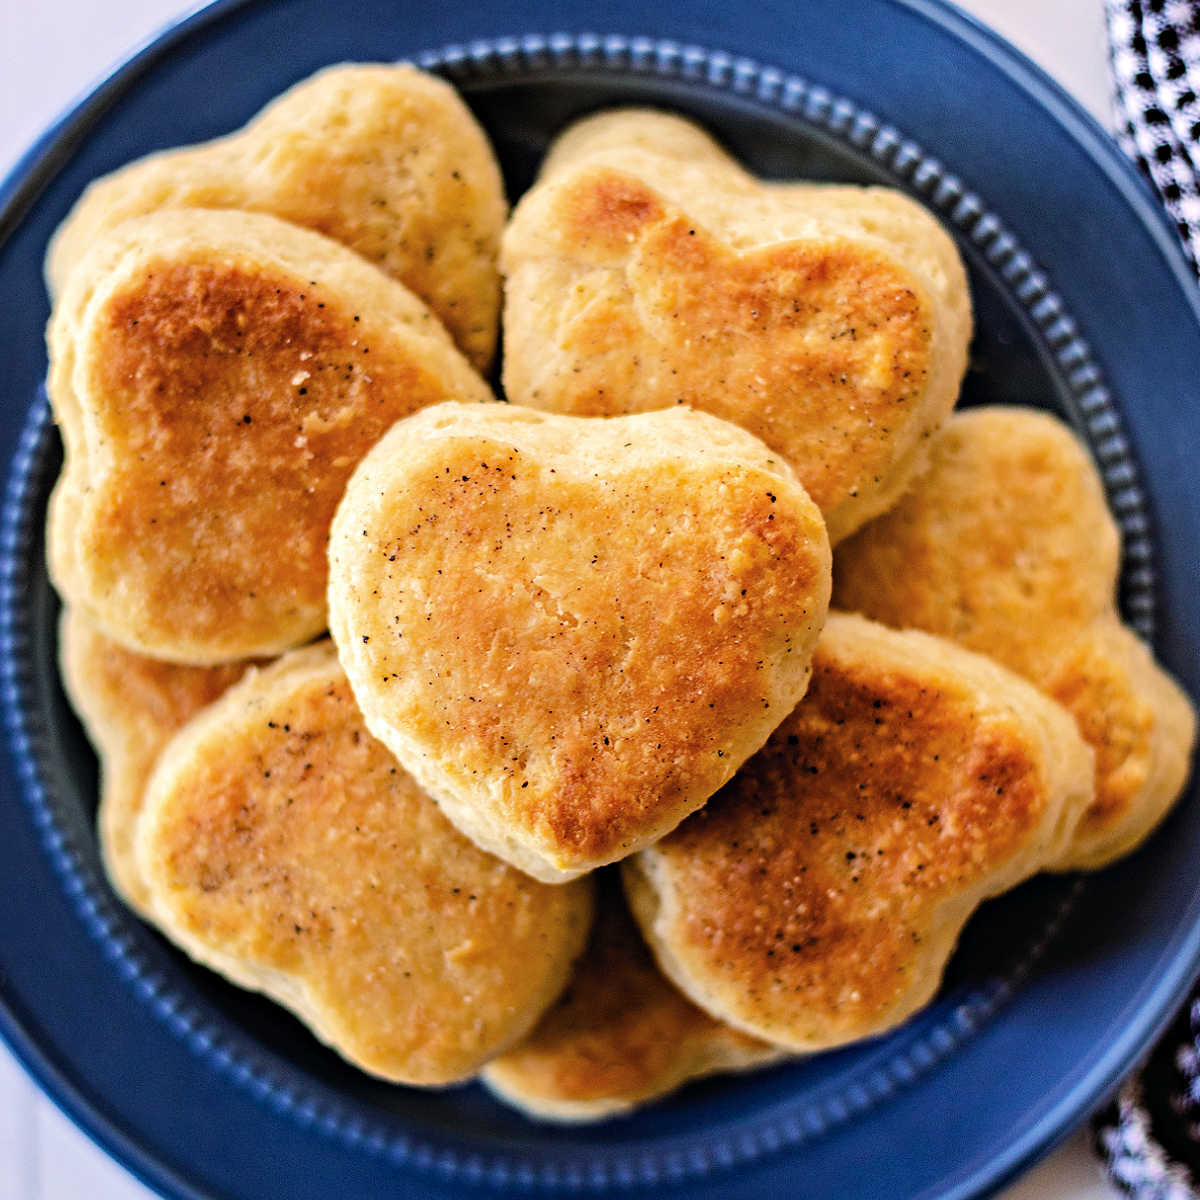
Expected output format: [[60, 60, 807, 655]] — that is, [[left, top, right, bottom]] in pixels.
[[47, 63, 1195, 1121]]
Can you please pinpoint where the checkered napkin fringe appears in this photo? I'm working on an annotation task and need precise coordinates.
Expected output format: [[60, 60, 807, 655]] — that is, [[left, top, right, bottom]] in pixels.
[[1106, 0, 1200, 273], [1093, 3, 1200, 1195], [1093, 995, 1200, 1197]]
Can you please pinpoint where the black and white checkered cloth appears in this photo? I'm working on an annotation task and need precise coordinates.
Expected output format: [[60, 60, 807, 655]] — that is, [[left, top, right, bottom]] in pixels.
[[1093, 991, 1200, 1196], [1107, 0, 1200, 272], [1092, 3, 1200, 1195]]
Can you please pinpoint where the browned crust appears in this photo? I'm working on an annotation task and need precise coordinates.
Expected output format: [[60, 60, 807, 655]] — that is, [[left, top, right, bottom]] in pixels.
[[48, 210, 492, 663], [329, 404, 832, 881], [502, 109, 971, 544], [624, 614, 1092, 1050], [137, 642, 593, 1085], [513, 169, 934, 536], [46, 64, 506, 370], [483, 875, 779, 1119], [58, 608, 257, 914], [834, 407, 1196, 868]]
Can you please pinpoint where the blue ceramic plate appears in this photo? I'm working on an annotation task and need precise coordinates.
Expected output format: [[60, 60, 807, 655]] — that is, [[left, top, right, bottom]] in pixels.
[[2, 2, 1199, 1197]]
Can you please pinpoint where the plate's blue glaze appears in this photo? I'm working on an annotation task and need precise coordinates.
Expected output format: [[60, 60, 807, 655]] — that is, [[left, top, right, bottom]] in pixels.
[[1, 3, 1198, 1199]]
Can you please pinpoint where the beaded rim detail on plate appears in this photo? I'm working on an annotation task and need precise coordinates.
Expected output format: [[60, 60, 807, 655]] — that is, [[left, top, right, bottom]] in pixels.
[[0, 33, 1153, 1192]]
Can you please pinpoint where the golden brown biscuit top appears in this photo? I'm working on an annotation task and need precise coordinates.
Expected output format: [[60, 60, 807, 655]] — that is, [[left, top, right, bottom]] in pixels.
[[329, 403, 831, 880], [629, 614, 1088, 1047], [46, 64, 506, 369], [49, 209, 491, 663], [1040, 616, 1189, 863], [484, 875, 774, 1114], [833, 407, 1120, 678], [517, 167, 934, 527], [63, 608, 252, 738], [138, 643, 592, 1084], [652, 654, 1039, 1022], [501, 109, 971, 544], [833, 406, 1195, 870], [59, 609, 261, 914]]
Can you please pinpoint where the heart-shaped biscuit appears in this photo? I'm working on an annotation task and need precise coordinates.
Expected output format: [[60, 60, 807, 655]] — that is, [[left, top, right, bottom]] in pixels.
[[136, 641, 593, 1085], [59, 608, 262, 916], [46, 63, 506, 369], [501, 110, 972, 543], [623, 613, 1093, 1052], [834, 407, 1196, 869], [47, 208, 492, 664], [328, 403, 832, 882], [483, 873, 782, 1122]]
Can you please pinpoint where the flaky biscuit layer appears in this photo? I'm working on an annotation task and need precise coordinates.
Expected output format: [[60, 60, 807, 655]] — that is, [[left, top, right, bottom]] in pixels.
[[46, 63, 506, 369], [136, 642, 593, 1085], [47, 208, 492, 664], [329, 402, 831, 882], [502, 109, 972, 543], [59, 608, 259, 915], [624, 613, 1093, 1051], [834, 406, 1196, 869]]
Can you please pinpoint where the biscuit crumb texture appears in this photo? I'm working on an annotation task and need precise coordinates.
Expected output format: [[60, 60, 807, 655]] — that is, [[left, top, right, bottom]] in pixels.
[[46, 63, 506, 369], [328, 402, 832, 882], [136, 642, 593, 1085], [483, 874, 782, 1121], [834, 406, 1196, 869], [58, 608, 261, 916], [47, 209, 492, 664], [624, 613, 1094, 1051], [502, 109, 972, 543]]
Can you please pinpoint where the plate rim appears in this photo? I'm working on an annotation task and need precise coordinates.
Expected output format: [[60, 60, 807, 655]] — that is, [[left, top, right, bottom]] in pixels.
[[2, 2, 1199, 1198]]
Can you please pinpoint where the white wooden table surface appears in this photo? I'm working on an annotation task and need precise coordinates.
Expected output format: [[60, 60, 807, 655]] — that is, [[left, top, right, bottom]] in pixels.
[[0, 0, 1131, 1196]]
